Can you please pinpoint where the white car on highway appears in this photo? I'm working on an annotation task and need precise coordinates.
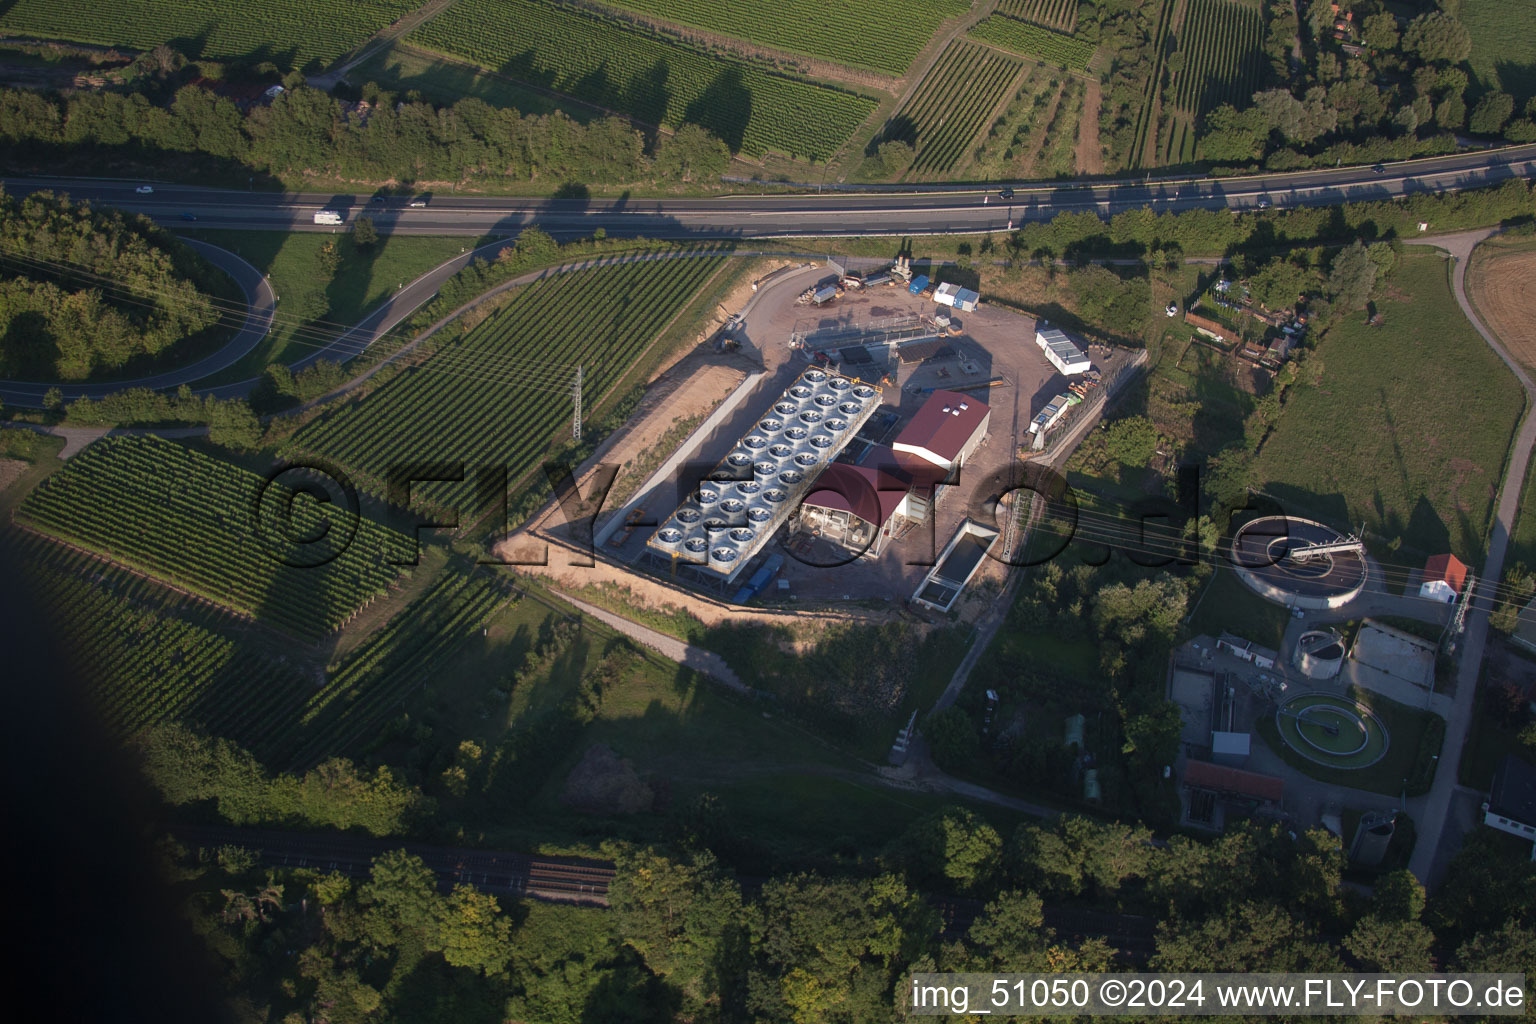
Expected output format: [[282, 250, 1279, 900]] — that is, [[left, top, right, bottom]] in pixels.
[[135, 185, 154, 194]]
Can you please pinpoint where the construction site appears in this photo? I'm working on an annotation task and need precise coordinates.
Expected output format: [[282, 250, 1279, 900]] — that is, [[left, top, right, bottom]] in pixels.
[[526, 258, 1137, 613]]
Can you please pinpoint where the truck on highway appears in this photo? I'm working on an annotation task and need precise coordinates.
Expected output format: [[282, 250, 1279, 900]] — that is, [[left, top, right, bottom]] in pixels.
[[313, 210, 343, 225]]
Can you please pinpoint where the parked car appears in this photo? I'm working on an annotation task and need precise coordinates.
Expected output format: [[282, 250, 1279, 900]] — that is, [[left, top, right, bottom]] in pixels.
[[135, 185, 154, 194]]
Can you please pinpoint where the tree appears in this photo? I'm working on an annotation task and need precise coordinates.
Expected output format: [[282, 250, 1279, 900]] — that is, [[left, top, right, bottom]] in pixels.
[[749, 873, 932, 1024], [1153, 901, 1343, 972], [350, 215, 378, 249], [906, 808, 1003, 894], [1469, 93, 1516, 135], [359, 850, 439, 950], [1345, 915, 1434, 971], [1437, 94, 1467, 131], [967, 891, 1050, 969], [1199, 105, 1267, 163], [42, 386, 62, 410], [205, 397, 261, 450], [1403, 12, 1472, 63], [924, 706, 979, 771], [1362, 12, 1399, 51], [431, 884, 512, 975], [1099, 415, 1160, 468], [1326, 241, 1378, 312], [316, 240, 341, 275], [654, 124, 731, 182], [876, 139, 915, 176], [1456, 919, 1536, 978], [1372, 869, 1427, 922], [609, 848, 746, 1014]]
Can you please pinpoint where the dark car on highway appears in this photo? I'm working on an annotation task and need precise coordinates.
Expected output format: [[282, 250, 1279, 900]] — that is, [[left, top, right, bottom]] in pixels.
[[999, 187, 1015, 200]]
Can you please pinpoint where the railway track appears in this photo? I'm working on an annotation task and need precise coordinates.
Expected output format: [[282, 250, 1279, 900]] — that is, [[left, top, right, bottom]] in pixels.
[[175, 824, 615, 906]]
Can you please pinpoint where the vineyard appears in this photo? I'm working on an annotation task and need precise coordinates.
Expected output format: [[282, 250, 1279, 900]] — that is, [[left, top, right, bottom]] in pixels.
[[20, 532, 511, 769], [997, 0, 1079, 35], [0, 0, 416, 73], [290, 251, 729, 517], [279, 571, 511, 767], [1169, 0, 1263, 118], [411, 0, 877, 159], [16, 436, 407, 641], [888, 41, 1025, 177], [598, 0, 968, 76], [22, 539, 312, 752], [968, 14, 1094, 72]]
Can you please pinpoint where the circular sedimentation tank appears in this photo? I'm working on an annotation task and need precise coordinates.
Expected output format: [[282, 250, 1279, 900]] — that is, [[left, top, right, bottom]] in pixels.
[[1274, 692, 1389, 769], [1230, 515, 1367, 609]]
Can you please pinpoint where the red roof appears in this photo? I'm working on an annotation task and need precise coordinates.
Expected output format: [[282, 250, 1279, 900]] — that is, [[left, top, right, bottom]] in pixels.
[[1183, 760, 1284, 803], [803, 463, 904, 527], [1423, 554, 1468, 594], [802, 448, 946, 526], [893, 390, 989, 464]]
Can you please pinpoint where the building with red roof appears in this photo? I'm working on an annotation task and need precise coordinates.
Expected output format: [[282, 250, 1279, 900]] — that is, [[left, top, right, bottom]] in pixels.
[[797, 447, 947, 557], [1419, 553, 1468, 604], [891, 390, 990, 471]]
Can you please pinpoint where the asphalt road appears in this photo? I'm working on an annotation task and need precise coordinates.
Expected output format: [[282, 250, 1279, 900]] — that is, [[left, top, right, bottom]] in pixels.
[[7, 143, 1536, 238]]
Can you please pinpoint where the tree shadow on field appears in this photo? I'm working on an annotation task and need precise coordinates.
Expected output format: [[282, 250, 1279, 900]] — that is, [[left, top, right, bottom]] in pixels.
[[682, 67, 751, 154], [626, 58, 672, 133]]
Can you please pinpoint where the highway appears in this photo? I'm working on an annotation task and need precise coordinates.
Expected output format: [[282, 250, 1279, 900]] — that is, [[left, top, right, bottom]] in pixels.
[[6, 143, 1536, 238]]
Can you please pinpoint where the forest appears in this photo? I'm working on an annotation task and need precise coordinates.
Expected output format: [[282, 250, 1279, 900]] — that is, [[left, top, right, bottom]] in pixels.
[[1200, 0, 1536, 169], [0, 74, 732, 189], [0, 189, 227, 378], [169, 782, 1536, 1022]]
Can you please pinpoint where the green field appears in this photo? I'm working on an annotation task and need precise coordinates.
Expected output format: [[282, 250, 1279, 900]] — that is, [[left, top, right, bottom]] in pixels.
[[188, 231, 473, 385], [601, 0, 968, 76], [411, 0, 877, 159], [888, 40, 1025, 176], [1169, 0, 1263, 117], [969, 14, 1095, 72], [1251, 252, 1525, 564], [290, 250, 729, 514], [997, 0, 1079, 34], [16, 436, 407, 639], [0, 0, 415, 73], [1186, 566, 1290, 651], [1462, 0, 1536, 103]]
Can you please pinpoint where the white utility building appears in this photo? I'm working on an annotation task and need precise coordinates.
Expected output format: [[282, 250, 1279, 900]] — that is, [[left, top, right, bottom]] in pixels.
[[1035, 326, 1091, 375]]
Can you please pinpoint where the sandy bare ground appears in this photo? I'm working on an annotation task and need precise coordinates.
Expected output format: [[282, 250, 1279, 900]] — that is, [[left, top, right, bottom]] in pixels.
[[1077, 75, 1104, 174], [1467, 246, 1536, 371], [0, 457, 26, 494]]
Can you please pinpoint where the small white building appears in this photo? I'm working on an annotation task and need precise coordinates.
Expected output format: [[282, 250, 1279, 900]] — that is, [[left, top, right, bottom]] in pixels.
[[1035, 326, 1091, 375], [1484, 756, 1536, 853], [1419, 553, 1468, 604], [1216, 632, 1277, 669], [932, 282, 979, 312]]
